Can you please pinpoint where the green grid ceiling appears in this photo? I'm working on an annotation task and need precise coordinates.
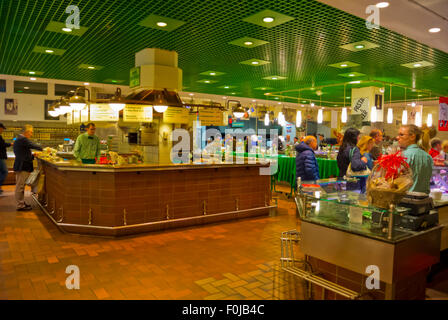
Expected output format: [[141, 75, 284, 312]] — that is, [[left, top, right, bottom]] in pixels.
[[0, 0, 447, 104]]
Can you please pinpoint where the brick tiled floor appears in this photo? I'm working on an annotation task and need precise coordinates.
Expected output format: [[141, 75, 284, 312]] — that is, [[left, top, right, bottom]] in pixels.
[[2, 184, 448, 300], [0, 185, 307, 300]]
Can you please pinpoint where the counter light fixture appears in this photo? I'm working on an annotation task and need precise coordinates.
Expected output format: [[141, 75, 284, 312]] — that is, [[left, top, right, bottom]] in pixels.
[[48, 105, 60, 117], [387, 108, 393, 124], [108, 88, 126, 112], [429, 28, 441, 33], [58, 97, 72, 114], [232, 104, 245, 119], [69, 87, 90, 111]]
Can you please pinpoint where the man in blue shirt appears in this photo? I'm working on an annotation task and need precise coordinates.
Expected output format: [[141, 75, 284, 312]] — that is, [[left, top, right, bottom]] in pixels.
[[398, 124, 433, 194]]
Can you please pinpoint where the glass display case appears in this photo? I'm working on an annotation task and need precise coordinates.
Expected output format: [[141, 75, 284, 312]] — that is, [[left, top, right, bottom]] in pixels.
[[431, 166, 448, 193]]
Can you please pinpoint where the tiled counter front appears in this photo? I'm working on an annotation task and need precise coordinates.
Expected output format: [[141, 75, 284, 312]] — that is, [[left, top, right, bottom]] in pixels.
[[38, 161, 273, 236]]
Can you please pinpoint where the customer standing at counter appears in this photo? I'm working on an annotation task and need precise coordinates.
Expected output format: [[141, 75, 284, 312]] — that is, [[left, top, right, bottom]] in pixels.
[[337, 128, 368, 179], [397, 124, 433, 194], [13, 124, 43, 211], [429, 138, 442, 158], [0, 123, 13, 194], [295, 136, 320, 182], [73, 123, 101, 164], [369, 129, 383, 160]]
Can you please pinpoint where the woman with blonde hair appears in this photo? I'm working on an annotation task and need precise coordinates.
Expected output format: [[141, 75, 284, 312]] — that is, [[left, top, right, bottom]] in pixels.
[[357, 135, 375, 170]]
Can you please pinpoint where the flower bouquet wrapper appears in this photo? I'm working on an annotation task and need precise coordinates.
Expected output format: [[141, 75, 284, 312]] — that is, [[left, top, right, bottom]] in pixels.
[[367, 151, 414, 209]]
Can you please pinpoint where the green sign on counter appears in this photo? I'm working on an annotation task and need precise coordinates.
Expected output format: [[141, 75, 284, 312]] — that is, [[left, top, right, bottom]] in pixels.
[[232, 122, 245, 128], [130, 67, 140, 88]]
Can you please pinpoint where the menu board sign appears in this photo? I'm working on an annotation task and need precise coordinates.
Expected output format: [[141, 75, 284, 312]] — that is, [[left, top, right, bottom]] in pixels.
[[81, 108, 89, 123], [163, 107, 189, 124], [198, 108, 223, 126], [123, 105, 153, 122], [90, 104, 119, 122], [67, 111, 73, 125]]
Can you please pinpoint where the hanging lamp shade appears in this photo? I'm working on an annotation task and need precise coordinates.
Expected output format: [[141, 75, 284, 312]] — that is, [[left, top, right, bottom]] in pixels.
[[317, 109, 323, 124], [427, 113, 433, 127], [233, 104, 245, 119], [296, 110, 302, 127], [48, 104, 60, 117], [58, 97, 72, 114], [387, 108, 393, 124], [341, 108, 347, 123], [69, 94, 87, 111], [402, 110, 408, 125]]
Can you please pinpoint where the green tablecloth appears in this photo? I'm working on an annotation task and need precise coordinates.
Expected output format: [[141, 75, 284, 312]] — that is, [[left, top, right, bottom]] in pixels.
[[317, 158, 339, 179]]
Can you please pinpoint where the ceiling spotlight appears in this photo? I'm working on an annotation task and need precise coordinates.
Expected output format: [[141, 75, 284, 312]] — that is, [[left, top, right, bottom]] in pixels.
[[244, 41, 253, 46], [62, 27, 72, 32], [251, 61, 259, 65], [429, 28, 441, 33], [223, 96, 227, 99], [252, 100, 256, 102], [380, 88, 385, 93], [311, 103, 315, 107], [271, 77, 278, 80], [355, 45, 365, 49], [24, 87, 29, 89], [376, 2, 389, 8], [340, 64, 348, 67], [224, 86, 230, 89], [29, 71, 35, 74], [189, 93, 194, 96], [30, 77, 36, 81], [84, 82, 90, 85], [157, 22, 167, 27], [88, 66, 95, 69], [349, 81, 361, 84], [278, 102, 281, 105], [413, 63, 422, 67], [204, 80, 210, 83], [209, 72, 216, 75], [411, 102, 416, 107], [45, 49, 54, 53], [348, 73, 355, 77], [263, 17, 274, 23]]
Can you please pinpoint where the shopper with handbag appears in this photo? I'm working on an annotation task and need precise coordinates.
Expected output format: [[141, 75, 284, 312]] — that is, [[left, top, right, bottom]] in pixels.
[[337, 128, 369, 192], [13, 124, 43, 211]]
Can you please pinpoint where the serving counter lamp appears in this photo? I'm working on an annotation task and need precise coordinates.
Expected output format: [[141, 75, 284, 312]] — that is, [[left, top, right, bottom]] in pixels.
[[108, 88, 126, 112], [226, 100, 245, 119], [69, 87, 91, 111]]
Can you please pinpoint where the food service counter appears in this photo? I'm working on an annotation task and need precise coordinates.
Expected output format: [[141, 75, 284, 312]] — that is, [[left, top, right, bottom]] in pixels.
[[34, 158, 275, 236], [294, 190, 441, 300]]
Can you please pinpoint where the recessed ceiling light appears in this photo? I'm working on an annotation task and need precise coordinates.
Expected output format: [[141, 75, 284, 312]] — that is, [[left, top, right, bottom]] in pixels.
[[88, 66, 95, 69], [301, 104, 304, 107], [376, 2, 389, 8], [348, 74, 355, 77], [340, 64, 348, 67], [272, 77, 278, 80], [30, 77, 36, 81], [244, 41, 253, 46], [29, 71, 35, 74], [263, 17, 274, 23], [231, 92, 236, 95], [62, 27, 72, 32], [411, 102, 416, 107], [418, 94, 423, 97], [355, 45, 365, 49], [204, 80, 210, 83], [251, 61, 259, 65], [277, 102, 281, 105], [157, 22, 167, 27], [209, 72, 216, 76], [223, 96, 227, 99], [45, 49, 54, 53], [346, 96, 351, 99], [84, 82, 90, 85], [189, 93, 194, 96], [413, 63, 422, 67], [252, 100, 256, 102], [224, 86, 230, 89], [311, 103, 315, 107], [24, 87, 29, 89], [429, 28, 441, 33], [349, 81, 361, 84], [275, 97, 279, 100]]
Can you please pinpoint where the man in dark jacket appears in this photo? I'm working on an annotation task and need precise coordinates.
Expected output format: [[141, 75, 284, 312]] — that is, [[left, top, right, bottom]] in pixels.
[[295, 136, 320, 182], [13, 124, 43, 211], [0, 123, 13, 194]]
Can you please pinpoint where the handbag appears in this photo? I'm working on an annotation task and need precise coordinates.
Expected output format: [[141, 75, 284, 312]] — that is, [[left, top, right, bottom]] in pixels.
[[25, 169, 40, 186], [346, 148, 371, 177]]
